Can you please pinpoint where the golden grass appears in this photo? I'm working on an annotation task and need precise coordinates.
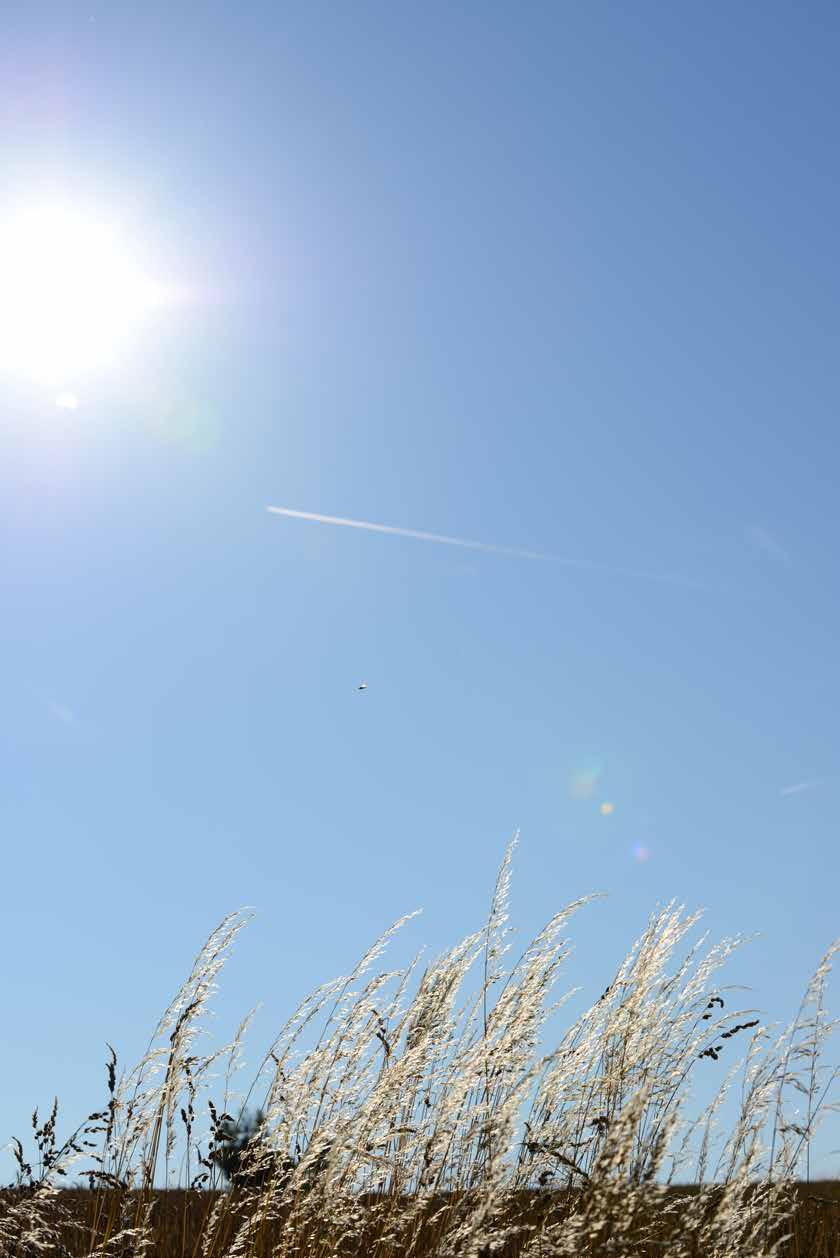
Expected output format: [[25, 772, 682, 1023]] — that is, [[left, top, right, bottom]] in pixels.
[[2, 1186, 840, 1258], [3, 840, 838, 1256]]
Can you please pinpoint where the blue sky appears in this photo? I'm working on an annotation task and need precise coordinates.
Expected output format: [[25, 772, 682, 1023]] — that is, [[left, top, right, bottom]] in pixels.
[[1, 2, 838, 1175]]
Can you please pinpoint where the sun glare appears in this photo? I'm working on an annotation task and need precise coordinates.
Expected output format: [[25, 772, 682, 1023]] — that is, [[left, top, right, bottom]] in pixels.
[[0, 205, 166, 382]]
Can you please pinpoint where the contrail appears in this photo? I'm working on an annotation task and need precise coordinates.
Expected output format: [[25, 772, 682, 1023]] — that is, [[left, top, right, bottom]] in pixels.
[[780, 778, 825, 797], [266, 505, 704, 588], [268, 506, 555, 562]]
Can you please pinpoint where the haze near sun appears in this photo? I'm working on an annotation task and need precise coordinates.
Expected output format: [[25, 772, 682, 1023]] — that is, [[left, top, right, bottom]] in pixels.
[[0, 204, 167, 384]]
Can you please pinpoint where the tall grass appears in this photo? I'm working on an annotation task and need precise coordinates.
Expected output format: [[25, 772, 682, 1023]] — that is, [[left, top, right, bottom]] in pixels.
[[3, 840, 838, 1256]]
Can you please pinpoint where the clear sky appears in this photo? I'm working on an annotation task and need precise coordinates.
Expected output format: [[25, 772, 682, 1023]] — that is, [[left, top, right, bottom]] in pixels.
[[1, 2, 838, 1176]]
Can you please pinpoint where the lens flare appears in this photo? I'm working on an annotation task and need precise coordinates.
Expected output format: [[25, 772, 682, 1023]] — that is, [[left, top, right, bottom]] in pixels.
[[599, 802, 615, 816], [569, 762, 603, 800], [633, 844, 651, 863]]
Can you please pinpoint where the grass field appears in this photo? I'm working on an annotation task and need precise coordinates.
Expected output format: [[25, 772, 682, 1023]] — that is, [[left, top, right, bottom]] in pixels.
[[1, 1184, 839, 1257], [3, 843, 838, 1256]]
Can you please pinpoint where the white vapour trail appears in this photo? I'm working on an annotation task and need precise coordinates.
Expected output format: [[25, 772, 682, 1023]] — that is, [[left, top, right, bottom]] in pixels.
[[268, 506, 556, 562], [780, 779, 825, 797], [267, 505, 703, 588]]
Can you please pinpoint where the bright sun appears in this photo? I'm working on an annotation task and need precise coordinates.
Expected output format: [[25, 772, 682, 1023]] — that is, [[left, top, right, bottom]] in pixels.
[[0, 205, 166, 383]]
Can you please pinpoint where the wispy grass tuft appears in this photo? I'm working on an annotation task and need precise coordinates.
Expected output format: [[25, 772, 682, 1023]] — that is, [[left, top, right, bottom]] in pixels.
[[2, 845, 837, 1257]]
